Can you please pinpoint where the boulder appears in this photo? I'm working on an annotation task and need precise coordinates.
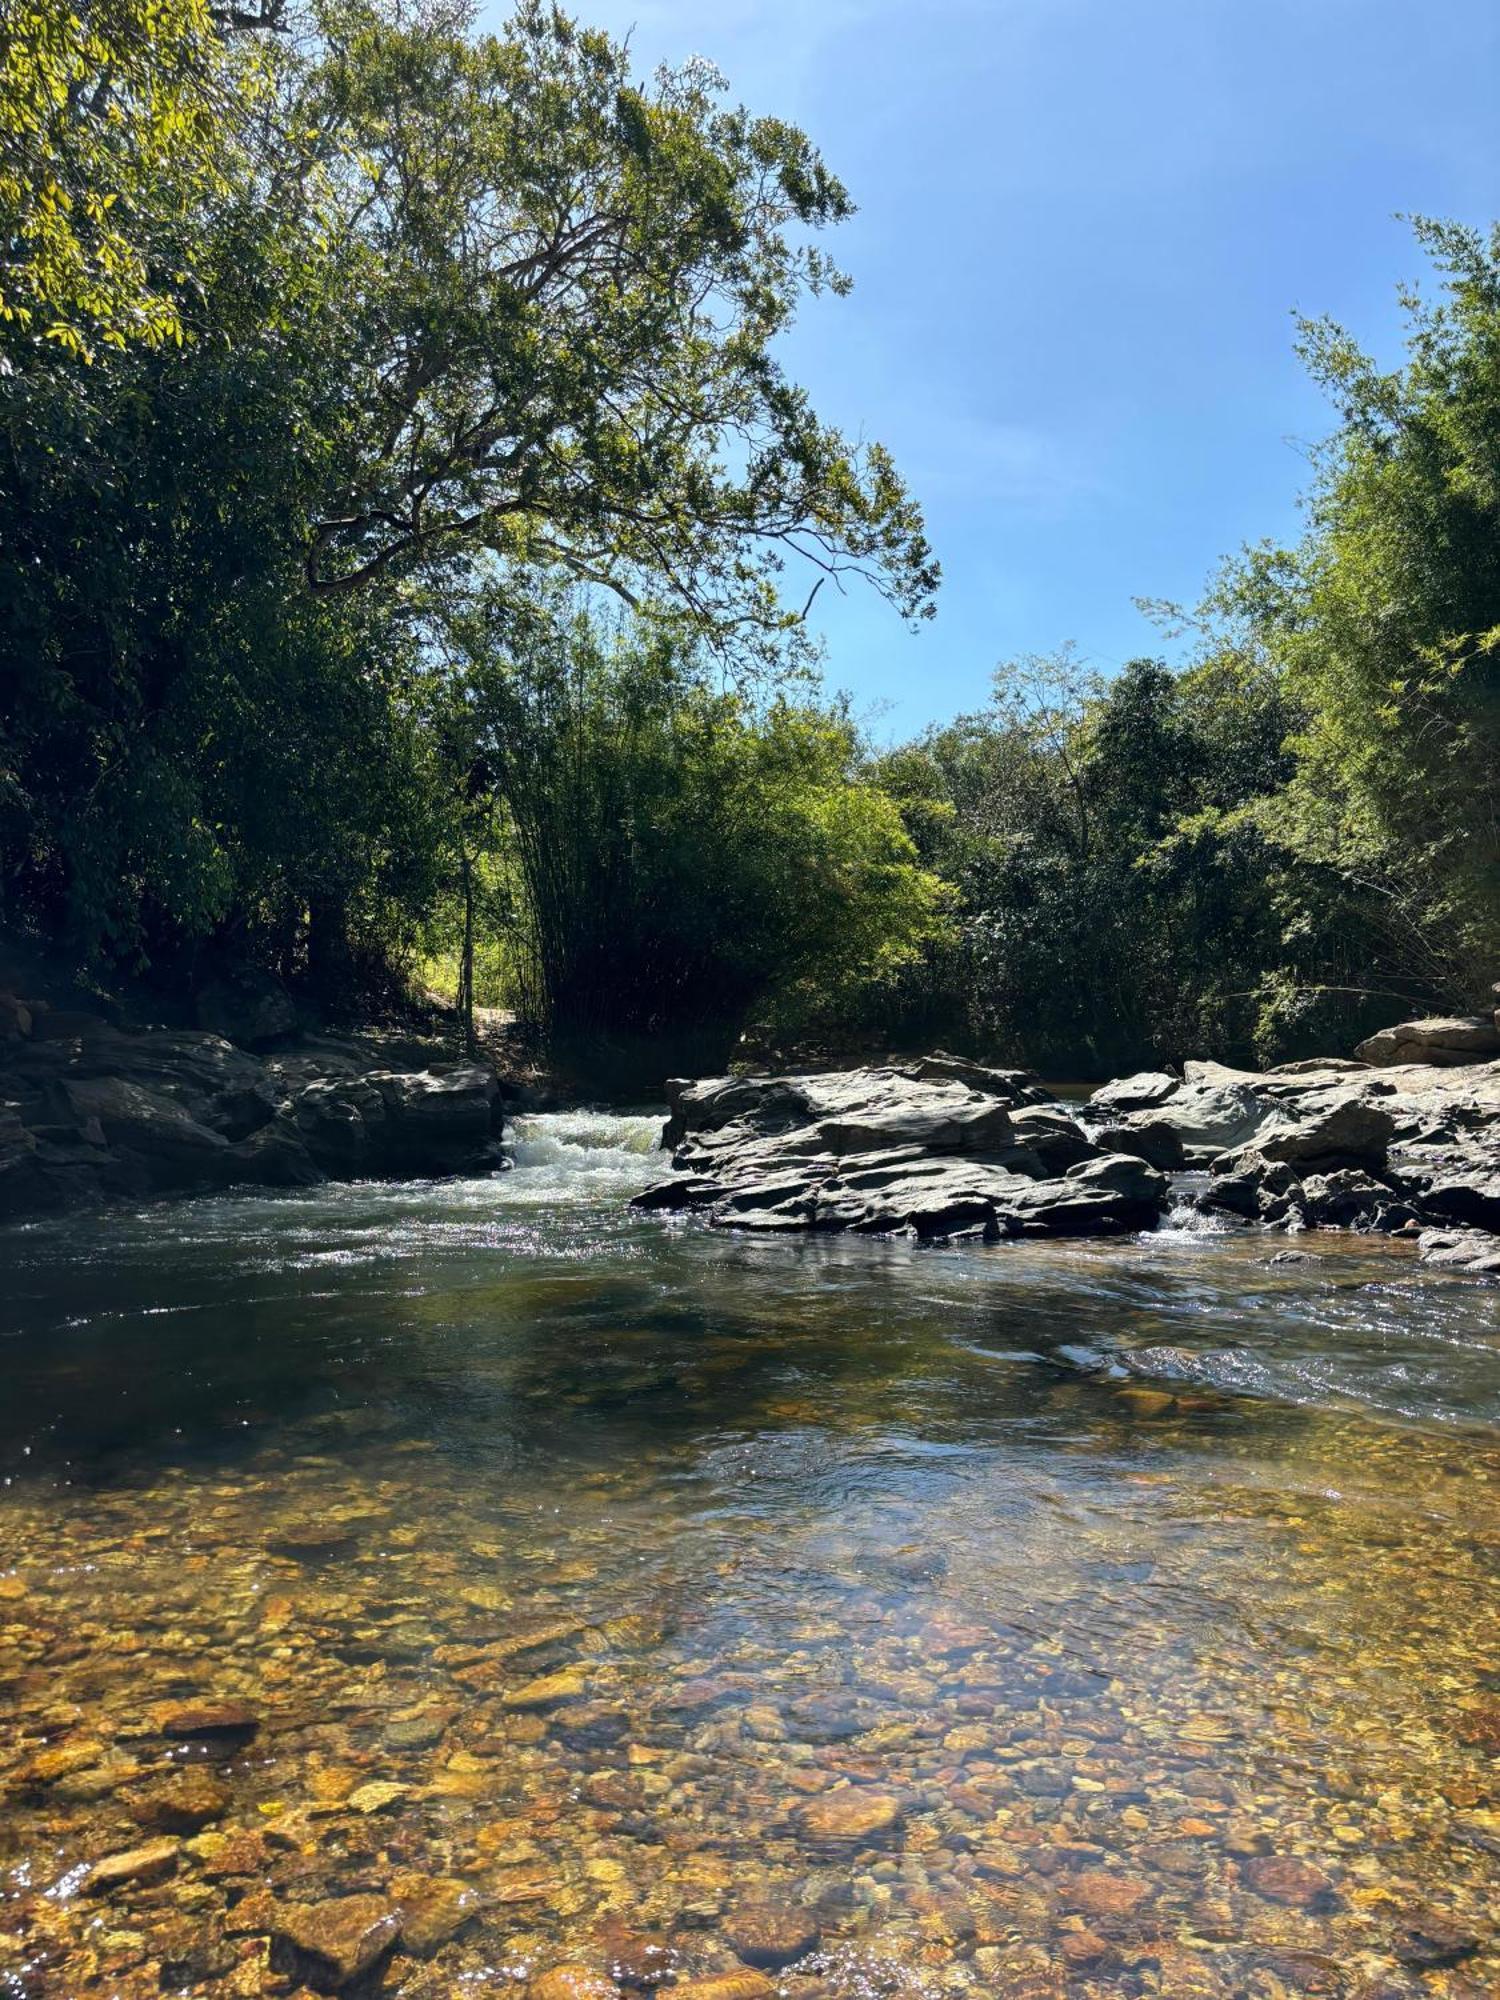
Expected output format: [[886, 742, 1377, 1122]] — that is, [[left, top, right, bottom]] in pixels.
[[1418, 1227, 1500, 1274], [30, 1007, 110, 1042], [1391, 1131, 1500, 1232], [1088, 1070, 1179, 1115], [1094, 1117, 1186, 1172], [368, 1065, 503, 1164], [901, 1051, 1047, 1102], [285, 1066, 500, 1177], [285, 1075, 382, 1169], [1298, 1168, 1413, 1232], [1009, 1104, 1096, 1171], [69, 1026, 268, 1109], [1253, 1091, 1396, 1167], [61, 1076, 229, 1185], [226, 1121, 325, 1189], [1094, 1062, 1270, 1163], [0, 995, 32, 1039], [0, 998, 510, 1218], [1199, 1153, 1303, 1225], [1356, 1015, 1500, 1068], [195, 967, 298, 1048]]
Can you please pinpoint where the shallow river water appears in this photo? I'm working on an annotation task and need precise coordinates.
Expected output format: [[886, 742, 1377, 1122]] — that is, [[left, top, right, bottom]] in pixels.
[[1, 1113, 1498, 1999]]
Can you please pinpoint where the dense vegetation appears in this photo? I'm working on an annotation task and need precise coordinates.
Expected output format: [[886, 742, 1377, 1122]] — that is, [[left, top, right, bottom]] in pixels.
[[2, 1, 1497, 1079]]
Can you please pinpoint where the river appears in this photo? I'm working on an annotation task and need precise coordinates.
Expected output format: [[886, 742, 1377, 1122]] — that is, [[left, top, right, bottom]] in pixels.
[[1, 1113, 1497, 1997]]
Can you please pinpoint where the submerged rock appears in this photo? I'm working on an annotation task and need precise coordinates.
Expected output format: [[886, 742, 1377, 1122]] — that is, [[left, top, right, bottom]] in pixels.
[[1242, 1854, 1338, 1910], [126, 1766, 230, 1833], [724, 1903, 820, 1970], [82, 1837, 181, 1894], [268, 1895, 402, 1990], [528, 1968, 622, 2000], [668, 1977, 776, 2000], [157, 1701, 259, 1740], [796, 1787, 903, 1841]]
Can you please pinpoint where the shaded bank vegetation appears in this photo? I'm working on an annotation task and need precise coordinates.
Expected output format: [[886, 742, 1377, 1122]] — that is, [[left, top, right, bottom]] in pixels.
[[2, 0, 1498, 1081]]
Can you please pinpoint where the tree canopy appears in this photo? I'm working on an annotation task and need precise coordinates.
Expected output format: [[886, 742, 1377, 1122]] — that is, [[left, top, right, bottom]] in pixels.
[[1, 0, 1494, 1083], [1, 0, 936, 993]]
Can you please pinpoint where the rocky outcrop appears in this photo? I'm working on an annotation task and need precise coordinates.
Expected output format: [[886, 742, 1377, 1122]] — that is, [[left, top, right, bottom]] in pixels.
[[1416, 1227, 1500, 1274], [286, 1067, 501, 1177], [1082, 1061, 1273, 1162], [1356, 1014, 1500, 1067], [635, 1064, 1168, 1243], [1168, 1051, 1500, 1255], [636, 1036, 1500, 1263], [0, 999, 504, 1220]]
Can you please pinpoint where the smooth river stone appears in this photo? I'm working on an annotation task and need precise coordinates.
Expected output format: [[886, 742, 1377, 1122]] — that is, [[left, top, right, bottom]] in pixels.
[[725, 1902, 820, 1969], [1067, 1870, 1153, 1920], [82, 1837, 181, 1894], [270, 1894, 402, 1988], [390, 1872, 483, 1956], [127, 1765, 230, 1832], [157, 1701, 258, 1740], [528, 1968, 621, 2000], [503, 1667, 588, 1709], [796, 1787, 902, 1840], [669, 1977, 777, 2000], [1242, 1853, 1338, 1909]]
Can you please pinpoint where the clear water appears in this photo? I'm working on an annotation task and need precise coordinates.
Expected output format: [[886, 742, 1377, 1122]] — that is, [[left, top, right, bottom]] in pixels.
[[0, 1114, 1497, 1998]]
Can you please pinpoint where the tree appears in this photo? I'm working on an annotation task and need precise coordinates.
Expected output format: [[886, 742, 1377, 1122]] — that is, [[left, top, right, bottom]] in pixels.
[[1222, 218, 1500, 1000], [871, 649, 1380, 1074], [2, 0, 937, 994], [295, 0, 937, 654], [435, 600, 947, 1067]]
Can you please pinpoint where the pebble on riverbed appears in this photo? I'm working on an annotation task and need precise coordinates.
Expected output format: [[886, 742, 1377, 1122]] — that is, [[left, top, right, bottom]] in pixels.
[[2, 1314, 1499, 2000]]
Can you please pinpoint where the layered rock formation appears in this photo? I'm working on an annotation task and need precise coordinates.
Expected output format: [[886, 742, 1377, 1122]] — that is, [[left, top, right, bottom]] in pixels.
[[634, 1059, 1167, 1242], [0, 1000, 503, 1218], [635, 1030, 1500, 1263]]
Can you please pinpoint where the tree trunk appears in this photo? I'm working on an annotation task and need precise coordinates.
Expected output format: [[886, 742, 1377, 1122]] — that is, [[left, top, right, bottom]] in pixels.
[[458, 849, 476, 1056], [306, 891, 351, 1007]]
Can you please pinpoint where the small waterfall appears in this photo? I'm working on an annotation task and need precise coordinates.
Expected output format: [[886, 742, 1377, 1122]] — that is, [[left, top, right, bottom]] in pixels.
[[501, 1110, 664, 1199]]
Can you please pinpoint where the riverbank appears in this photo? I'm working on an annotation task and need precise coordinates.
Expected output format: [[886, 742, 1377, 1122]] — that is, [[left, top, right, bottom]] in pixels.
[[0, 993, 507, 1217]]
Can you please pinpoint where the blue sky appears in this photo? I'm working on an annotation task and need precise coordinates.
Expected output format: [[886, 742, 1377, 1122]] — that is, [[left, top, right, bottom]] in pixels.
[[553, 0, 1498, 736]]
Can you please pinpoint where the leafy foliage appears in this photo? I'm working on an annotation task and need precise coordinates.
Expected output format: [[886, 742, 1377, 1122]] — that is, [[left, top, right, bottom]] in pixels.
[[0, 0, 269, 357], [0, 0, 1492, 1090], [1227, 219, 1500, 999], [874, 652, 1395, 1074], [295, 0, 938, 650], [435, 603, 947, 1058]]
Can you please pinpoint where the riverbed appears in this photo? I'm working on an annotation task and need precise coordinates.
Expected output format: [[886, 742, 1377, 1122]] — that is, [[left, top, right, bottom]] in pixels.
[[1, 1113, 1497, 1997]]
